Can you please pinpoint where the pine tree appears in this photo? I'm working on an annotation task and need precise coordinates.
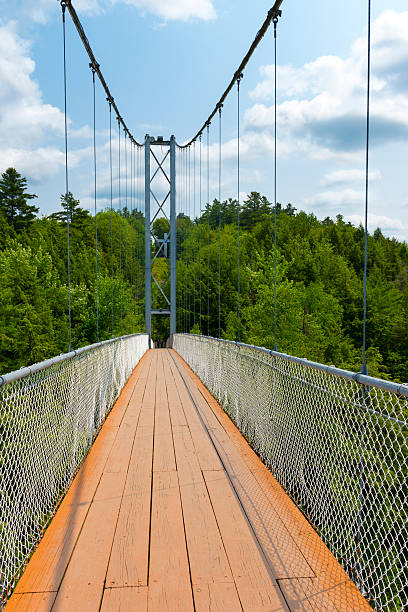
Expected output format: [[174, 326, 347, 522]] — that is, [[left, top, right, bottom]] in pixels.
[[0, 168, 39, 231], [49, 192, 90, 228]]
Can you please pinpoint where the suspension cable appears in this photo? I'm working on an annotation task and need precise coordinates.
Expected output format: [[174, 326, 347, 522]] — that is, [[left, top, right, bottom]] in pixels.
[[362, 0, 371, 376], [118, 118, 123, 335], [108, 100, 114, 338], [188, 146, 192, 331], [91, 65, 99, 342], [193, 141, 196, 328], [64, 0, 143, 146], [237, 74, 243, 343], [273, 14, 280, 352], [199, 134, 202, 333], [218, 106, 222, 338], [61, 2, 72, 352], [130, 140, 134, 325], [179, 0, 284, 146], [125, 129, 128, 331], [207, 123, 210, 337]]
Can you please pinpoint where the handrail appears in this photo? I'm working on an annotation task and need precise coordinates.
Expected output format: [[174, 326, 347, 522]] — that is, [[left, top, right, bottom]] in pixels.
[[0, 333, 148, 386], [179, 333, 408, 398]]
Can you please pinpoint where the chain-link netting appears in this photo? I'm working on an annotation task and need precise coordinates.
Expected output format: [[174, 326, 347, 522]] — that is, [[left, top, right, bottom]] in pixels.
[[174, 333, 408, 612], [0, 334, 149, 607]]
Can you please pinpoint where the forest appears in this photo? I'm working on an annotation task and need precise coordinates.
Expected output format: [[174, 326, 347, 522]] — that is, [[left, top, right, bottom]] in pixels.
[[1, 167, 408, 383]]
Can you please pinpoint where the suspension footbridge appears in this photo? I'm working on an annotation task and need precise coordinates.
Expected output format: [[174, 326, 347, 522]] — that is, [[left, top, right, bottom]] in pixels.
[[0, 1, 407, 611]]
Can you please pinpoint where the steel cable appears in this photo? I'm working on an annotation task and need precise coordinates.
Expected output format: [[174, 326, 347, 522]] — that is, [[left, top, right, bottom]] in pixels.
[[61, 2, 72, 352], [218, 106, 222, 339], [108, 102, 114, 338], [91, 66, 99, 342]]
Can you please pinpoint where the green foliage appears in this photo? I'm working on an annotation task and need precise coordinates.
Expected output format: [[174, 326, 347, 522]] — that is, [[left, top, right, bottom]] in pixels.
[[0, 168, 39, 231], [177, 195, 408, 382], [1, 168, 408, 383], [0, 170, 145, 374]]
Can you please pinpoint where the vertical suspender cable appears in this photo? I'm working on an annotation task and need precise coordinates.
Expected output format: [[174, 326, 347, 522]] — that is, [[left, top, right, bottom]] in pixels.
[[362, 0, 371, 376], [237, 75, 242, 342], [91, 66, 99, 342], [218, 106, 222, 339], [207, 124, 210, 337], [188, 147, 191, 331], [357, 0, 372, 591], [124, 130, 128, 331], [130, 143, 136, 320], [130, 141, 134, 325], [118, 118, 123, 335], [61, 2, 72, 352], [193, 141, 196, 327], [108, 101, 114, 338], [136, 145, 140, 304], [199, 135, 202, 334], [273, 15, 280, 352]]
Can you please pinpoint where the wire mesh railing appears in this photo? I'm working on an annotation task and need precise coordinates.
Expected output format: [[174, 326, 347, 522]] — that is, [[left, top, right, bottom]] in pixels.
[[0, 333, 149, 607], [173, 333, 408, 612]]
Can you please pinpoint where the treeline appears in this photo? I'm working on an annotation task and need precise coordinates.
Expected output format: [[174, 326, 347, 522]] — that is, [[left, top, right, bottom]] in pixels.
[[0, 169, 145, 373], [1, 168, 408, 382]]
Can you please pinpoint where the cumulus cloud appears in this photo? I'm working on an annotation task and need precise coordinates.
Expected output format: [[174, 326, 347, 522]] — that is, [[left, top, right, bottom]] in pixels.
[[348, 213, 408, 233], [118, 0, 216, 21], [0, 22, 66, 180], [246, 10, 408, 159], [322, 169, 381, 187], [20, 0, 216, 23], [304, 189, 365, 213]]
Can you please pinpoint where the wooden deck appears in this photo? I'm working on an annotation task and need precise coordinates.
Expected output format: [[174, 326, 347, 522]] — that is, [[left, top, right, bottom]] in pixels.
[[6, 349, 372, 611]]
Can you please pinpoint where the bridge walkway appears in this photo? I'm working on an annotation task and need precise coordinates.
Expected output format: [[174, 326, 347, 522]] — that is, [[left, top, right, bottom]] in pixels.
[[6, 349, 372, 611]]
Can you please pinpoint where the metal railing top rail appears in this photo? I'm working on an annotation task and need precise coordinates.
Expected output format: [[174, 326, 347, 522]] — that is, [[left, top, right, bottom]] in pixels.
[[0, 333, 148, 386], [178, 333, 408, 398]]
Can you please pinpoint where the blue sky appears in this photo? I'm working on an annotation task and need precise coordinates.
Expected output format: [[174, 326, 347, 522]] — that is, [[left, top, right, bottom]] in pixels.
[[1, 0, 408, 240]]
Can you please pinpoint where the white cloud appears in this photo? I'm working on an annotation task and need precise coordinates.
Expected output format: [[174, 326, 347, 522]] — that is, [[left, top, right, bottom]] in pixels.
[[246, 10, 408, 160], [20, 0, 216, 23], [304, 188, 365, 212], [322, 169, 381, 187], [0, 22, 66, 179], [348, 213, 408, 233], [119, 0, 216, 21]]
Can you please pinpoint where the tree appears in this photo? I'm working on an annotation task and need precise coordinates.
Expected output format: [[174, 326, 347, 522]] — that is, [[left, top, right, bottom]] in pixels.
[[240, 192, 272, 229], [0, 168, 38, 231], [49, 192, 90, 228]]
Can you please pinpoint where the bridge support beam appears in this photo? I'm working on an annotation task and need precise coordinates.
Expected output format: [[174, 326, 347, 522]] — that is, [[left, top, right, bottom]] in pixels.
[[144, 135, 177, 348]]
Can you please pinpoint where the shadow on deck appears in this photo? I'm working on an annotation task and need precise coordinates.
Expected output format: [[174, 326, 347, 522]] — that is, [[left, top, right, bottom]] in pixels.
[[5, 349, 372, 611]]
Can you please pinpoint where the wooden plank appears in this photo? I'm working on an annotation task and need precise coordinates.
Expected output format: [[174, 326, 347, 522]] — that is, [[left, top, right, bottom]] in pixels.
[[51, 472, 126, 610], [105, 350, 152, 428], [162, 350, 188, 428], [203, 470, 289, 612], [277, 579, 315, 612], [167, 353, 223, 472], [193, 583, 243, 612], [153, 350, 176, 473], [5, 592, 56, 612], [100, 586, 148, 611], [106, 361, 154, 588], [294, 574, 374, 612], [137, 348, 157, 431], [148, 470, 194, 612], [172, 428, 242, 610]]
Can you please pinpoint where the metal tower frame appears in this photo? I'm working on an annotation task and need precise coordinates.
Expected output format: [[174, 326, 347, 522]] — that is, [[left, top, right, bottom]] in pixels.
[[145, 135, 176, 347]]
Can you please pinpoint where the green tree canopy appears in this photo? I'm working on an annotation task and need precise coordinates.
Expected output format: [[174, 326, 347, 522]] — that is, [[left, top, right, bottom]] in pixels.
[[0, 168, 38, 230]]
